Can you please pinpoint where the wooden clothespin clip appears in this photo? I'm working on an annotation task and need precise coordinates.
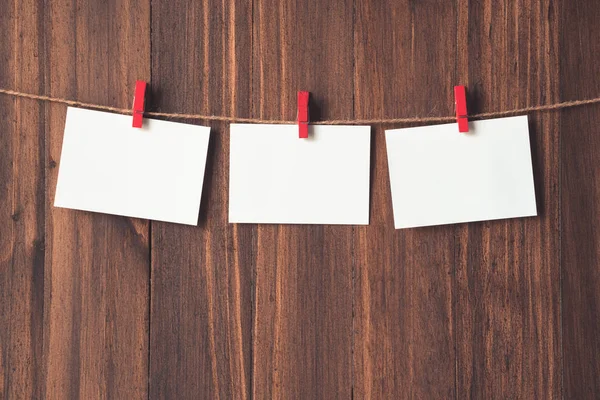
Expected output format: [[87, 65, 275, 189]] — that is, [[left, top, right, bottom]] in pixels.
[[132, 80, 147, 128], [298, 91, 310, 138], [454, 85, 469, 133]]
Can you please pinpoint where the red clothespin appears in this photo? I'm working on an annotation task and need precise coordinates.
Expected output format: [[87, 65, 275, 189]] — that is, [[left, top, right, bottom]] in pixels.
[[132, 80, 147, 128], [454, 85, 469, 133], [297, 91, 310, 138]]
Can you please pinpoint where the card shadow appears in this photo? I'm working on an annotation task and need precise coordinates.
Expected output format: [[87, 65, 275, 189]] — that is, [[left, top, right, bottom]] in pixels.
[[197, 127, 217, 226], [527, 117, 545, 217]]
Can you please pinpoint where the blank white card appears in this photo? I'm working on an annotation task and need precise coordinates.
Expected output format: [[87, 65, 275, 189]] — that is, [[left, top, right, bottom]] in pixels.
[[54, 107, 211, 225], [385, 116, 537, 229], [229, 124, 370, 225]]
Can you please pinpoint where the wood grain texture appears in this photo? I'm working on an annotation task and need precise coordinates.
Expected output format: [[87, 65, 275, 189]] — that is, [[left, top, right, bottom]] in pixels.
[[560, 1, 600, 398], [149, 1, 252, 398], [0, 1, 45, 398], [454, 1, 562, 398], [1, 1, 600, 399], [251, 0, 354, 398], [44, 0, 150, 398], [353, 2, 457, 398]]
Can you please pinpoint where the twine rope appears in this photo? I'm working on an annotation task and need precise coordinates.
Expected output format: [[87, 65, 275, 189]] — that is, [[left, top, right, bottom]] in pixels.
[[2, 87, 600, 125]]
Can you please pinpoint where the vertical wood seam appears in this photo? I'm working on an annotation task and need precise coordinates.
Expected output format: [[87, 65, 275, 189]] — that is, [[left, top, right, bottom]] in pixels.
[[557, 1, 564, 398], [250, 0, 255, 397], [453, 1, 460, 398], [351, 0, 356, 398], [148, 1, 153, 398]]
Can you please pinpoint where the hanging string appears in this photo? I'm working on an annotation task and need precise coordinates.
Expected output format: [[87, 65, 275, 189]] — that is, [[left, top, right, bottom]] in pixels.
[[1, 87, 600, 125]]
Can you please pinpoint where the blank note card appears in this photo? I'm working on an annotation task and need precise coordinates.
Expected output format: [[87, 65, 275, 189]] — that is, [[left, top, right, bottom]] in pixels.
[[229, 124, 371, 225], [54, 107, 211, 225], [385, 116, 537, 229]]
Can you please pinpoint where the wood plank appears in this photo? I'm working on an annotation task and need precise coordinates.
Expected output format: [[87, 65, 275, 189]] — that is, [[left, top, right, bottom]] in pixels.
[[353, 2, 457, 398], [44, 1, 150, 398], [560, 1, 600, 398], [5, 1, 600, 397], [0, 1, 45, 398], [251, 0, 354, 398], [148, 1, 253, 398], [454, 1, 561, 398]]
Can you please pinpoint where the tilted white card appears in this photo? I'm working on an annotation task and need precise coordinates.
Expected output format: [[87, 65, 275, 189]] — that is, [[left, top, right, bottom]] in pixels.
[[54, 107, 211, 225], [229, 124, 370, 225], [385, 116, 537, 229]]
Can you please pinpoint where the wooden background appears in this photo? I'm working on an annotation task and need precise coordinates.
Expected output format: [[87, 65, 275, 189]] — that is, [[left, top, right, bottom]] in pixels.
[[1, 0, 599, 398]]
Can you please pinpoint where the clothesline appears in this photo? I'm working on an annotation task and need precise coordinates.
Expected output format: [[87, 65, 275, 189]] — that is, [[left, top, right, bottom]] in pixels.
[[1, 87, 600, 125]]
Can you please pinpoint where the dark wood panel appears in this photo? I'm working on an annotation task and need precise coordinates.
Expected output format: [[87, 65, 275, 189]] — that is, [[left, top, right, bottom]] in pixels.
[[251, 0, 354, 398], [454, 1, 561, 398], [149, 1, 253, 398], [560, 1, 600, 398], [2, 0, 600, 398], [353, 2, 457, 398], [0, 1, 45, 398], [44, 0, 150, 398]]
